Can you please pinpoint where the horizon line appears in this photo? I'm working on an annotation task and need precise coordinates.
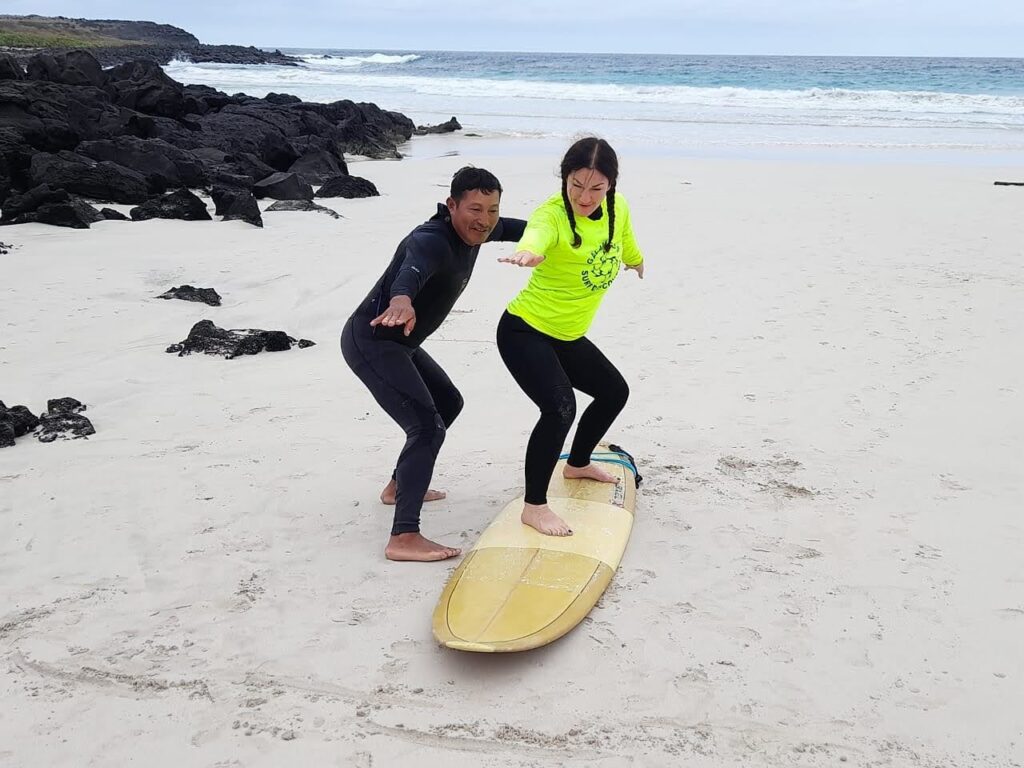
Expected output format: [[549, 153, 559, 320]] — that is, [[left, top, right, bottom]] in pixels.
[[242, 45, 1024, 61]]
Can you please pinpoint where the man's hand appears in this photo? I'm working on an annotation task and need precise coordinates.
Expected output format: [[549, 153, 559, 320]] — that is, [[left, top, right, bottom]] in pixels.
[[498, 250, 545, 268], [625, 261, 644, 279], [370, 295, 416, 336]]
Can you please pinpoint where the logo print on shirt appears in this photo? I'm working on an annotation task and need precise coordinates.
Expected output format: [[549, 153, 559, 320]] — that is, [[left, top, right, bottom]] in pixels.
[[581, 242, 621, 292]]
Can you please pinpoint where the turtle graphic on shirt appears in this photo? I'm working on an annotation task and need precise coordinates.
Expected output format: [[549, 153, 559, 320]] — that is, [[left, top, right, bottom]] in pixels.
[[581, 243, 622, 292]]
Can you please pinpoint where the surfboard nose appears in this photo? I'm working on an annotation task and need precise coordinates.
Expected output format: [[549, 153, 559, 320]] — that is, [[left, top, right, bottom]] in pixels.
[[432, 444, 638, 653]]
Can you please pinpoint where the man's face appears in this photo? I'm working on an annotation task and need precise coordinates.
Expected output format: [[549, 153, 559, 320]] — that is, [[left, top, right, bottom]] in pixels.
[[447, 189, 501, 246]]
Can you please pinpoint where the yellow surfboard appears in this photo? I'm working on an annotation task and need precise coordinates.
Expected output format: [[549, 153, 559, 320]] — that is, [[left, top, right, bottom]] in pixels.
[[432, 445, 640, 652]]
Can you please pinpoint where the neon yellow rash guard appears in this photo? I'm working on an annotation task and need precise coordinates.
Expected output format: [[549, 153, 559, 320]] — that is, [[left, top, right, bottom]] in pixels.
[[506, 191, 643, 341]]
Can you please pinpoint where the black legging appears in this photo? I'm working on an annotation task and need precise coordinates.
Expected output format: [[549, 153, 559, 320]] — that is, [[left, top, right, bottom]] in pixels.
[[341, 317, 463, 534], [496, 311, 629, 505]]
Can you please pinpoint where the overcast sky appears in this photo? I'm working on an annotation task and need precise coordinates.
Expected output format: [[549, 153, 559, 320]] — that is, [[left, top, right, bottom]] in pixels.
[[5, 0, 1023, 57]]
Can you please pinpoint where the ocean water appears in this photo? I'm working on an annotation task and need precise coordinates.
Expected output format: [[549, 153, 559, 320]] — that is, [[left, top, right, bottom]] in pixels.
[[164, 50, 1024, 158]]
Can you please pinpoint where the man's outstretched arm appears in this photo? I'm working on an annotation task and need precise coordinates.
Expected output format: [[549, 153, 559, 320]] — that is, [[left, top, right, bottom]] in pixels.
[[488, 217, 527, 243]]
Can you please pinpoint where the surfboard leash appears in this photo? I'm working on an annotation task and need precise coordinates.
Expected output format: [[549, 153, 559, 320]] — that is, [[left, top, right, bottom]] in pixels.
[[608, 444, 643, 487]]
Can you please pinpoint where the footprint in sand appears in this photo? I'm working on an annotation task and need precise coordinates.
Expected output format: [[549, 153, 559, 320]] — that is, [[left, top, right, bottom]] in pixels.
[[233, 572, 265, 612], [939, 474, 970, 492]]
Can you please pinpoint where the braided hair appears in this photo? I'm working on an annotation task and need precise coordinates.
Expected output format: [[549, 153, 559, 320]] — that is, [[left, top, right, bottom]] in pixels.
[[560, 137, 619, 252]]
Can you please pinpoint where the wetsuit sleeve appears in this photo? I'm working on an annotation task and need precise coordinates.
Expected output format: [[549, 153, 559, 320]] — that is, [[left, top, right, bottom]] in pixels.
[[516, 205, 560, 255], [389, 232, 447, 300], [618, 196, 643, 267], [487, 217, 527, 243]]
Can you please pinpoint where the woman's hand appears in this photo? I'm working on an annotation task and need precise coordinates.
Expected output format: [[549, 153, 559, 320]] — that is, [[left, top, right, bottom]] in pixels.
[[370, 295, 416, 336], [624, 261, 644, 279], [498, 250, 545, 268]]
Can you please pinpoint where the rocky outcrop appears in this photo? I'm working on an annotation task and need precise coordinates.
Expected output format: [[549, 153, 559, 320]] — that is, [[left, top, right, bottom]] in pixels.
[[211, 185, 262, 227], [157, 285, 222, 305], [265, 200, 341, 219], [253, 171, 313, 201], [0, 396, 95, 445], [1, 16, 299, 67], [0, 184, 102, 228], [166, 319, 314, 359], [37, 397, 95, 442], [288, 150, 348, 185], [129, 188, 211, 221], [0, 400, 39, 446], [28, 150, 149, 203], [0, 53, 26, 81], [0, 49, 410, 227], [315, 174, 379, 199], [414, 116, 462, 135]]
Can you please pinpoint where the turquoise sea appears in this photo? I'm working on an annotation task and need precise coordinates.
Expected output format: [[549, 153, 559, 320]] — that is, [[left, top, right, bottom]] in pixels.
[[165, 50, 1024, 158]]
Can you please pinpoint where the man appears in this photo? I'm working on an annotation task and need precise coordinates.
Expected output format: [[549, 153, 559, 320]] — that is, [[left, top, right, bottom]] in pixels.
[[341, 167, 525, 562]]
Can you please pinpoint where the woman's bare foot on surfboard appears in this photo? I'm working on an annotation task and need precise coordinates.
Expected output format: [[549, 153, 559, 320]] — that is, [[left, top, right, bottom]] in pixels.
[[563, 462, 620, 484], [521, 503, 572, 536], [385, 533, 461, 562], [379, 479, 446, 505]]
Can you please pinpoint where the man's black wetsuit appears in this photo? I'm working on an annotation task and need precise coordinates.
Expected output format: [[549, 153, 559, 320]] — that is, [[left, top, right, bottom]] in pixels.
[[341, 203, 526, 534]]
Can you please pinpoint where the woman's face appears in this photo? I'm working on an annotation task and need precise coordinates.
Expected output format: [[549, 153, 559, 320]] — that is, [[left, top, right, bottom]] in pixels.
[[566, 167, 610, 218]]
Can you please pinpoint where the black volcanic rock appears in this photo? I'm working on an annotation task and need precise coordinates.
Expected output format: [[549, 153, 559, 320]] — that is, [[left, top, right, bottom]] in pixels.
[[211, 185, 262, 227], [38, 411, 94, 441], [288, 150, 348, 185], [0, 401, 40, 443], [166, 319, 311, 359], [0, 79, 141, 151], [105, 59, 186, 118], [140, 115, 203, 149], [414, 116, 462, 135], [130, 188, 211, 221], [315, 174, 379, 199], [227, 152, 276, 183], [47, 397, 86, 414], [99, 207, 129, 220], [29, 150, 150, 203], [77, 136, 207, 193], [0, 31, 417, 218], [25, 50, 106, 88], [195, 107, 300, 170], [265, 200, 341, 219], [182, 84, 237, 115], [0, 53, 25, 81], [36, 397, 94, 442], [253, 171, 313, 201], [0, 184, 102, 228], [157, 285, 222, 305], [210, 171, 254, 190], [264, 92, 301, 105], [188, 45, 297, 67], [295, 100, 414, 159], [1, 17, 299, 68]]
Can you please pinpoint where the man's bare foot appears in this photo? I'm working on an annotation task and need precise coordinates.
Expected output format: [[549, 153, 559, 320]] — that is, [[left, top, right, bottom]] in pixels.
[[521, 503, 572, 536], [385, 532, 461, 562], [563, 462, 620, 484], [379, 478, 446, 505]]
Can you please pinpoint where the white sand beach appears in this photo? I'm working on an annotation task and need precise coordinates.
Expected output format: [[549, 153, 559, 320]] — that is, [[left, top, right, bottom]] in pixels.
[[2, 140, 1023, 766]]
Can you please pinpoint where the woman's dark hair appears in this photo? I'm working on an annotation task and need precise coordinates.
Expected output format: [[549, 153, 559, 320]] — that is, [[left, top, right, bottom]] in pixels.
[[450, 166, 502, 200], [560, 137, 618, 251]]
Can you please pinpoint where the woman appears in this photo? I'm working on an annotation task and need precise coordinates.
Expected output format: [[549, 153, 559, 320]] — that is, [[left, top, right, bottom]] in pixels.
[[497, 137, 644, 537]]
